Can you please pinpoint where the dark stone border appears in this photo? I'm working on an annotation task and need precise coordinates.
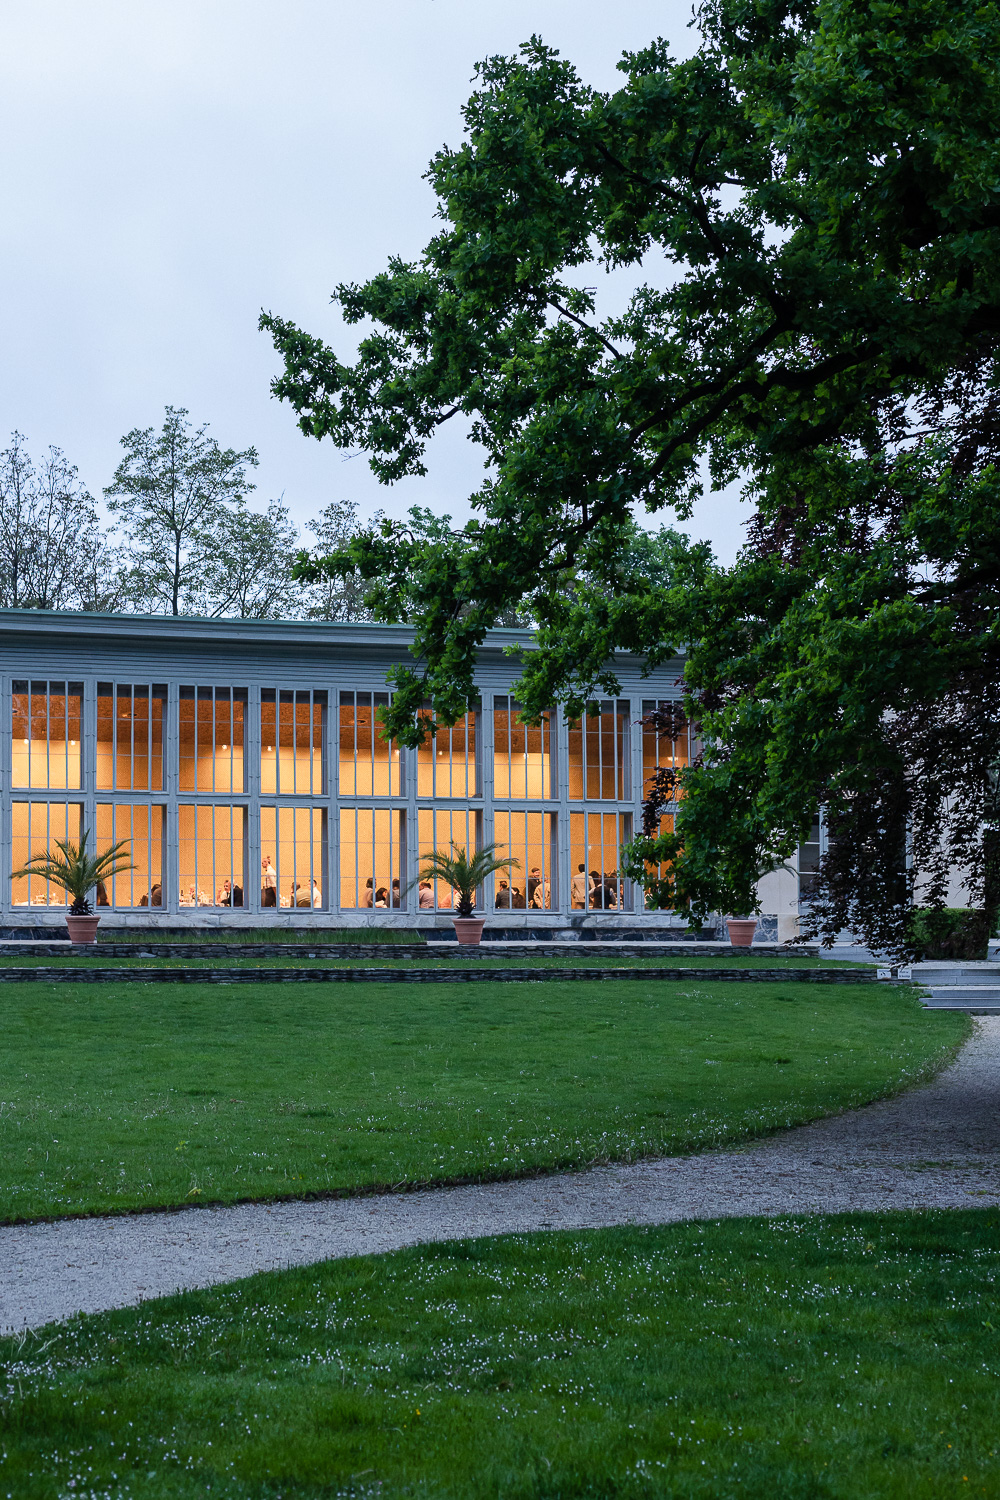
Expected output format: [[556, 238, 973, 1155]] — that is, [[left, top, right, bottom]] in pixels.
[[0, 941, 819, 960], [0, 965, 883, 985]]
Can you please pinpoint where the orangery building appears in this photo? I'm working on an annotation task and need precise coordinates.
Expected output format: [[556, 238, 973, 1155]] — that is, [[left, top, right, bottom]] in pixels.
[[0, 610, 801, 937]]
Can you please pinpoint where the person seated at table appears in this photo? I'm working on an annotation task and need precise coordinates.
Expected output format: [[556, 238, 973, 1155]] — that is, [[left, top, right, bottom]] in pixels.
[[362, 877, 375, 909], [293, 881, 311, 908], [311, 878, 322, 907], [374, 886, 389, 908], [418, 880, 435, 909], [389, 878, 403, 908]]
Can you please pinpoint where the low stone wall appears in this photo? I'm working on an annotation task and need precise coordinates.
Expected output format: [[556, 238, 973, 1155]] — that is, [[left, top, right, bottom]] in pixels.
[[0, 965, 877, 985]]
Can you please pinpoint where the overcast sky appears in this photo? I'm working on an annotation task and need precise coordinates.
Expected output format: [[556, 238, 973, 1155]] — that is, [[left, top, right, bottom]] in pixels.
[[0, 0, 748, 565]]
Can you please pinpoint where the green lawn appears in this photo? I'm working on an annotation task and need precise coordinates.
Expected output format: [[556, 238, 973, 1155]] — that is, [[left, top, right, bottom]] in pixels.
[[4, 1211, 999, 1498], [0, 979, 963, 1222]]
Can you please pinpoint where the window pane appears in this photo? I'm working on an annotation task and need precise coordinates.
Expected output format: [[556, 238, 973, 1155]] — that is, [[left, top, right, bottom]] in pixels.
[[339, 692, 402, 796], [641, 700, 688, 799], [11, 802, 83, 906], [178, 687, 246, 793], [339, 808, 406, 909], [11, 681, 83, 789], [569, 811, 630, 910], [492, 811, 557, 910], [492, 698, 553, 799], [415, 709, 479, 798], [178, 805, 245, 907], [567, 701, 629, 800], [96, 685, 166, 791], [642, 811, 675, 907], [416, 808, 481, 912], [261, 690, 326, 796], [260, 806, 326, 909], [94, 804, 164, 907]]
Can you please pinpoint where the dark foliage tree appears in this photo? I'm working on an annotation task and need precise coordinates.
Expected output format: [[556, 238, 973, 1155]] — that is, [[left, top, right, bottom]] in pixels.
[[262, 0, 1000, 952]]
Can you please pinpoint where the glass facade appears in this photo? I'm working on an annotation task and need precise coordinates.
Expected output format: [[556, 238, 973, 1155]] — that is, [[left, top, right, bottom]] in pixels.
[[94, 802, 164, 907], [568, 701, 630, 800], [492, 810, 557, 910], [416, 709, 479, 798], [339, 692, 402, 797], [569, 811, 630, 910], [178, 805, 245, 907], [12, 681, 83, 789], [339, 807, 406, 910], [2, 667, 690, 917], [416, 807, 481, 911], [10, 801, 82, 906], [97, 684, 166, 791], [260, 806, 325, 909], [261, 690, 325, 796], [493, 699, 553, 799], [179, 687, 246, 794]]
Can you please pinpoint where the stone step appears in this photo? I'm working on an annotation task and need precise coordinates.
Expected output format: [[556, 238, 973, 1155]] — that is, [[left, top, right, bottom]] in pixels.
[[922, 985, 1000, 1010], [915, 968, 1000, 986]]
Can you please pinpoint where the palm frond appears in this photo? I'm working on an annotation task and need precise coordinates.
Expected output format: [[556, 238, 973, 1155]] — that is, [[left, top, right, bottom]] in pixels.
[[415, 841, 519, 916], [12, 831, 134, 902]]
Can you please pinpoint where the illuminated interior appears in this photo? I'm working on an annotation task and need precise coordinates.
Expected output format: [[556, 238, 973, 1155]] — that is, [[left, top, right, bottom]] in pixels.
[[641, 699, 690, 788], [339, 692, 401, 796], [96, 684, 165, 791], [339, 807, 405, 908], [11, 682, 82, 789], [569, 810, 630, 909], [3, 677, 670, 914], [261, 690, 324, 795], [260, 806, 324, 908], [493, 699, 552, 799], [11, 801, 82, 905], [492, 810, 556, 909], [178, 805, 245, 907], [179, 687, 246, 793], [416, 710, 479, 798], [94, 803, 164, 906], [567, 701, 629, 800], [416, 807, 481, 911]]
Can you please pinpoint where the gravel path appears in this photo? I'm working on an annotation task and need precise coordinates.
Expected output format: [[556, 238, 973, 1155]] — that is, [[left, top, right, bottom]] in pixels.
[[4, 1018, 999, 1333]]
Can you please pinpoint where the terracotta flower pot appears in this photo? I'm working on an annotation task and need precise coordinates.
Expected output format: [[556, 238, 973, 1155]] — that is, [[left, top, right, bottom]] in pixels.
[[66, 914, 100, 945], [726, 917, 758, 949], [452, 916, 485, 946]]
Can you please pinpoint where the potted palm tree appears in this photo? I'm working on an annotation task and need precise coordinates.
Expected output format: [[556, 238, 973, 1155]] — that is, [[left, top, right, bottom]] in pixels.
[[415, 841, 519, 945], [12, 831, 134, 944]]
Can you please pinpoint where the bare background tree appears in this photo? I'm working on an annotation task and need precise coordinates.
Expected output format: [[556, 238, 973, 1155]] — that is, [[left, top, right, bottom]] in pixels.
[[0, 433, 117, 610], [0, 412, 385, 622]]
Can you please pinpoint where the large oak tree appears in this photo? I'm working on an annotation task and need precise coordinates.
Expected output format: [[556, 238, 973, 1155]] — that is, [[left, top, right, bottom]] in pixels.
[[262, 0, 1000, 950]]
